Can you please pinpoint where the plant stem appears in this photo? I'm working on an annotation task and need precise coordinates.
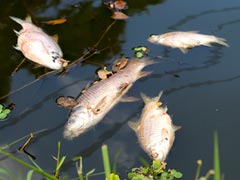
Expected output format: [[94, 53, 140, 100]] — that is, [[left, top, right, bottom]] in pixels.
[[101, 145, 111, 180]]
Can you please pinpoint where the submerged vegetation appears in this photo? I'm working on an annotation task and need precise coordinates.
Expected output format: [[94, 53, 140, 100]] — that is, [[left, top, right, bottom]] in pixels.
[[0, 132, 222, 180]]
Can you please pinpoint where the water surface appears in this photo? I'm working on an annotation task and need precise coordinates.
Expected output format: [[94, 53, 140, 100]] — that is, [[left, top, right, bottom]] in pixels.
[[0, 0, 239, 179]]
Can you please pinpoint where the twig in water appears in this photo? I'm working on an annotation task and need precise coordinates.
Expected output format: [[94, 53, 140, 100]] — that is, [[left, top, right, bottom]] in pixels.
[[11, 58, 26, 76], [18, 133, 36, 159]]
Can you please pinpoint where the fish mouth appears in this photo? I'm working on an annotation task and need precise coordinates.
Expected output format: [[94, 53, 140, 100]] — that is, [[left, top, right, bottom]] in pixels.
[[63, 128, 82, 140], [59, 58, 69, 67]]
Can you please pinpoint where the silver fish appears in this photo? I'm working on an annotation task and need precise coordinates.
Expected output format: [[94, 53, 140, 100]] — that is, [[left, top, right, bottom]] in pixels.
[[148, 31, 229, 53], [128, 91, 180, 161], [10, 16, 68, 69], [63, 58, 155, 139]]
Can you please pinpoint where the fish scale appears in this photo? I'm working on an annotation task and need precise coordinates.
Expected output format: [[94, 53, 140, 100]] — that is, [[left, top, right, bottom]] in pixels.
[[63, 58, 155, 139], [10, 16, 68, 69], [128, 92, 180, 161]]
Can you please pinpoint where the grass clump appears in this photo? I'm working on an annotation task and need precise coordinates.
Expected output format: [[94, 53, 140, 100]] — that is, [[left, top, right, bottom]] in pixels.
[[128, 160, 182, 180]]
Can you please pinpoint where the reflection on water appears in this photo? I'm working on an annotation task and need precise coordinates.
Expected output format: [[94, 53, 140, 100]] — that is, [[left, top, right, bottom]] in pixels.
[[0, 0, 240, 179]]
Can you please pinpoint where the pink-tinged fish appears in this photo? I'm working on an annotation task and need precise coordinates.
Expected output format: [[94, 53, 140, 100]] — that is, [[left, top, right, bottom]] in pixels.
[[148, 31, 229, 53], [128, 92, 180, 161], [10, 16, 68, 69], [62, 58, 155, 139]]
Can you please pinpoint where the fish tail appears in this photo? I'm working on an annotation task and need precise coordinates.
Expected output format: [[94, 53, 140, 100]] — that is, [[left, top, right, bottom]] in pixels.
[[140, 91, 163, 104], [142, 57, 158, 66], [132, 58, 157, 66], [9, 16, 25, 25], [214, 37, 229, 47]]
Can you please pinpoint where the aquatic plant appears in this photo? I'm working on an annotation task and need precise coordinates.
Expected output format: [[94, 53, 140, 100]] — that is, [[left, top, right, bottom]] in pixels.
[[0, 104, 11, 120], [0, 131, 223, 180], [128, 160, 182, 180]]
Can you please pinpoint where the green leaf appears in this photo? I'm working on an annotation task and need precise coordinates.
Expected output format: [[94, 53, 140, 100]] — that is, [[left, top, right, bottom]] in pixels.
[[26, 170, 34, 180], [0, 104, 3, 112], [152, 160, 161, 169], [136, 52, 143, 58], [56, 156, 66, 171], [133, 47, 142, 51], [0, 113, 7, 120], [173, 171, 183, 178], [2, 109, 11, 115]]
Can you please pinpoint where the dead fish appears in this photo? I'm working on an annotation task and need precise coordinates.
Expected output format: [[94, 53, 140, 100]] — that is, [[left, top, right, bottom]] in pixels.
[[128, 91, 180, 161], [10, 16, 68, 69], [63, 58, 155, 139], [148, 31, 229, 53]]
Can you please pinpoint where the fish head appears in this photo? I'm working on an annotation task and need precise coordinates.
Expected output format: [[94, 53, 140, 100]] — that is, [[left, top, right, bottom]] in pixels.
[[148, 34, 164, 44], [46, 51, 67, 70], [63, 105, 93, 139], [150, 127, 174, 161]]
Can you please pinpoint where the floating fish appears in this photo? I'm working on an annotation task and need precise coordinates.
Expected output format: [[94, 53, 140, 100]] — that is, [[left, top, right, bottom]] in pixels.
[[10, 16, 68, 69], [128, 91, 180, 161], [148, 31, 229, 53], [61, 58, 155, 139]]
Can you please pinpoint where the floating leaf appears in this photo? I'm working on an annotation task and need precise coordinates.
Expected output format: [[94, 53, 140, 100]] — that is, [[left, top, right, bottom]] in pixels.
[[135, 51, 143, 58], [112, 56, 128, 72], [0, 113, 7, 120], [114, 0, 127, 10], [0, 104, 2, 113], [2, 109, 11, 115], [43, 18, 67, 25], [111, 11, 128, 20], [97, 69, 113, 80]]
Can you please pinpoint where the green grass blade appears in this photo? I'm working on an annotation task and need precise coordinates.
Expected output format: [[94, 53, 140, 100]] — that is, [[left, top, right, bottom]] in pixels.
[[86, 169, 95, 180], [0, 168, 9, 176], [102, 145, 111, 180], [0, 149, 57, 180], [26, 170, 34, 180], [214, 131, 221, 180], [56, 156, 66, 171]]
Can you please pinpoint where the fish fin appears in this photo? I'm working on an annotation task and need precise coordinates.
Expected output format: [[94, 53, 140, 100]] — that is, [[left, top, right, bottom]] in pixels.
[[117, 82, 131, 94], [140, 91, 163, 104], [142, 58, 157, 66], [120, 96, 139, 102], [13, 45, 20, 51], [140, 92, 151, 104], [162, 106, 168, 113], [186, 31, 199, 34], [10, 16, 25, 25], [138, 71, 152, 79], [93, 96, 107, 114], [128, 121, 140, 132], [179, 48, 189, 53], [25, 15, 32, 23], [13, 29, 20, 35], [173, 125, 181, 131], [51, 34, 59, 43], [203, 42, 212, 47], [214, 37, 229, 47]]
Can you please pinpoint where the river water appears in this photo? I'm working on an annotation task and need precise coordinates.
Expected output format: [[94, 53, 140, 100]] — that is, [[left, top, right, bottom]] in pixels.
[[0, 0, 239, 179]]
